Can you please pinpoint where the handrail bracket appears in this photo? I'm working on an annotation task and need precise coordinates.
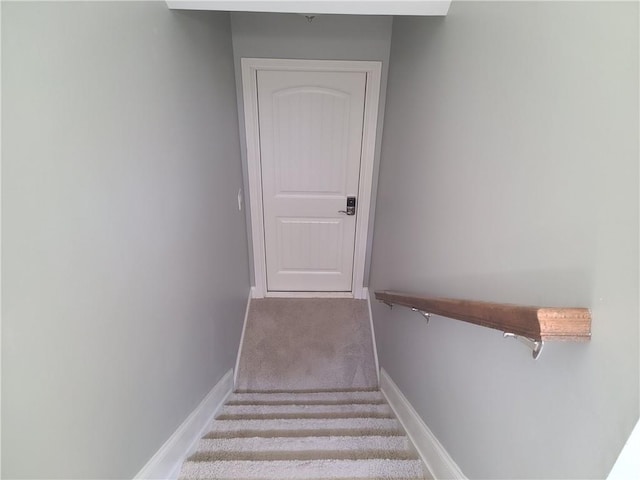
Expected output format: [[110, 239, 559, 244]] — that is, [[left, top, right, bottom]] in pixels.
[[411, 308, 431, 324], [503, 332, 544, 360]]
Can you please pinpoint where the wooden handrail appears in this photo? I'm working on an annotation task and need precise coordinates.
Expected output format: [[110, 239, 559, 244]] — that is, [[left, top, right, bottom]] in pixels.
[[374, 291, 591, 342]]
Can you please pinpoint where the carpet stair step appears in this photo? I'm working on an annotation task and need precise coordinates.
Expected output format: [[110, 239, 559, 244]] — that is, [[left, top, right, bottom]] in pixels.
[[179, 459, 428, 480], [188, 435, 418, 461], [204, 417, 404, 439], [227, 390, 385, 405], [179, 390, 429, 479], [216, 403, 393, 420]]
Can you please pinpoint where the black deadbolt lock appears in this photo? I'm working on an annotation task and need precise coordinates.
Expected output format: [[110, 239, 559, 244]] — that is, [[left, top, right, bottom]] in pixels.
[[345, 196, 356, 216], [339, 196, 357, 216]]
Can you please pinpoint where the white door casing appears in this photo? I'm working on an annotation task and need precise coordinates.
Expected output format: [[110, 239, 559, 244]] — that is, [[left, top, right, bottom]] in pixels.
[[241, 59, 382, 299]]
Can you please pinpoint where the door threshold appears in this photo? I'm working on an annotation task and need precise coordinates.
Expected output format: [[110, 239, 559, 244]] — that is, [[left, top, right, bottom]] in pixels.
[[264, 291, 354, 299]]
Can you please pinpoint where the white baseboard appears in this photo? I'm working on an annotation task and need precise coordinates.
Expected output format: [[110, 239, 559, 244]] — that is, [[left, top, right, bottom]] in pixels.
[[264, 291, 354, 298], [380, 368, 467, 480], [364, 288, 380, 386], [134, 368, 233, 480], [234, 288, 254, 388]]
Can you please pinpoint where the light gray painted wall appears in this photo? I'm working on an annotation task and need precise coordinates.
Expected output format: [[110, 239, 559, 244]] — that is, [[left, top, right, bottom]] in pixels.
[[370, 2, 639, 479], [2, 3, 249, 478], [230, 12, 392, 286]]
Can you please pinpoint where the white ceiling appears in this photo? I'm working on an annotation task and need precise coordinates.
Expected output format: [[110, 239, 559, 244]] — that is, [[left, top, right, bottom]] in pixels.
[[165, 1, 451, 16]]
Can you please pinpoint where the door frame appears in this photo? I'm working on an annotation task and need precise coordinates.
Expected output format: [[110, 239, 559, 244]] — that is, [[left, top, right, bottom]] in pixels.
[[241, 58, 382, 299]]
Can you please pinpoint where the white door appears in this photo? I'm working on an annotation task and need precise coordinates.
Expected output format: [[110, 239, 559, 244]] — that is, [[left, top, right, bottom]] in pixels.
[[257, 70, 367, 292]]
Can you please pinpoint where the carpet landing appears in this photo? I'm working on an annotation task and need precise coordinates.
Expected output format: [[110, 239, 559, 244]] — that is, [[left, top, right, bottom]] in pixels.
[[179, 299, 429, 479], [235, 298, 378, 392]]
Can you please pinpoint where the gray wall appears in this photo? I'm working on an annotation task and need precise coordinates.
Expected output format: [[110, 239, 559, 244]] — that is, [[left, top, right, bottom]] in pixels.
[[370, 2, 639, 479], [229, 12, 392, 285], [2, 2, 249, 478]]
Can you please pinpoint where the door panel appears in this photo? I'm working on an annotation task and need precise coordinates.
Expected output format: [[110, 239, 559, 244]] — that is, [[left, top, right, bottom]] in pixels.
[[277, 219, 342, 271], [257, 70, 366, 292], [274, 88, 349, 195]]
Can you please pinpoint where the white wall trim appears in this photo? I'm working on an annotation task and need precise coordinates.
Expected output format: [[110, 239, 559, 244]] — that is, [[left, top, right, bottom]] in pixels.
[[241, 59, 267, 297], [608, 418, 640, 479], [240, 58, 382, 300], [380, 369, 467, 480], [352, 62, 381, 301], [233, 288, 254, 388], [166, 1, 452, 16], [264, 291, 354, 299], [0, 2, 4, 472], [364, 288, 380, 386], [134, 369, 233, 480]]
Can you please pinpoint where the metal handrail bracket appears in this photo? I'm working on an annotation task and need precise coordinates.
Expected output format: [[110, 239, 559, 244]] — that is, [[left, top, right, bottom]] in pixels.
[[503, 332, 544, 360]]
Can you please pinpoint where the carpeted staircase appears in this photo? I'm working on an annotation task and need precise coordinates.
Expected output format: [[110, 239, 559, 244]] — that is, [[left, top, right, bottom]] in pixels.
[[178, 299, 430, 480]]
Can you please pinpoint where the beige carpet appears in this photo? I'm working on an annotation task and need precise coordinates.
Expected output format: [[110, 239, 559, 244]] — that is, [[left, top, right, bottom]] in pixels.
[[235, 298, 378, 392], [178, 298, 430, 479], [179, 390, 430, 480]]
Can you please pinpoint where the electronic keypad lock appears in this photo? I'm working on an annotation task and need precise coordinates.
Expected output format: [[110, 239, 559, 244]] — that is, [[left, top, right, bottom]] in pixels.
[[339, 196, 357, 216]]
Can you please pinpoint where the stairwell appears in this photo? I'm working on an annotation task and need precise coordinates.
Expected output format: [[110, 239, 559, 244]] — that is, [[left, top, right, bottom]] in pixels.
[[178, 298, 430, 480]]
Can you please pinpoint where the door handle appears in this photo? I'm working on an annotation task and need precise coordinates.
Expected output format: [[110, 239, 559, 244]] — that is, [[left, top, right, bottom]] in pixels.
[[339, 196, 356, 216]]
